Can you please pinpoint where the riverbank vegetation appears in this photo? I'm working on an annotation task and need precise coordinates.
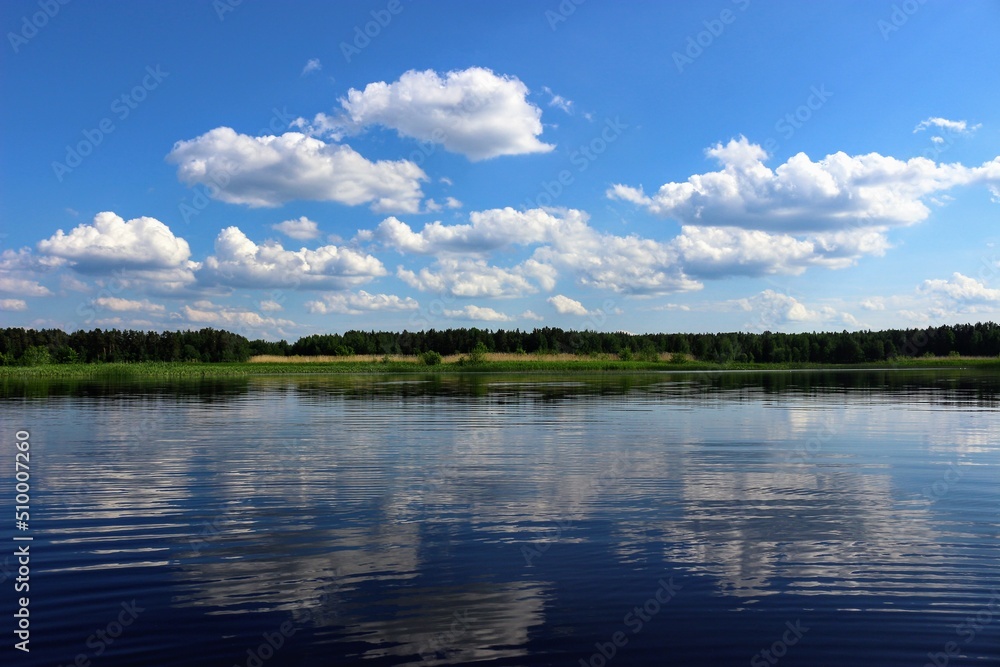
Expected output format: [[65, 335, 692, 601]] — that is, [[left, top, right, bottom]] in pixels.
[[1, 323, 999, 378], [2, 355, 1000, 380]]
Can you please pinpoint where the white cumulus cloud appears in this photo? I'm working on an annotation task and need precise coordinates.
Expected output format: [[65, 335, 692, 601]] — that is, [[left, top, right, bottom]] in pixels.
[[305, 290, 419, 315], [0, 276, 51, 297], [362, 208, 571, 255], [92, 297, 165, 313], [358, 202, 916, 300], [733, 290, 859, 330], [177, 300, 296, 335], [259, 300, 284, 312], [167, 127, 427, 213], [520, 309, 543, 321], [547, 294, 591, 316], [272, 217, 321, 240], [397, 257, 554, 298], [367, 208, 700, 295], [609, 136, 1000, 232], [673, 226, 854, 277], [38, 211, 191, 272], [442, 305, 514, 322], [528, 215, 699, 294], [0, 298, 27, 311], [303, 67, 554, 161], [919, 273, 1000, 303], [197, 226, 386, 289]]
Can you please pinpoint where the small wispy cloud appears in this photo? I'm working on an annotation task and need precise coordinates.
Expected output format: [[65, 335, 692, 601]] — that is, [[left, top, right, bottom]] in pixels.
[[259, 300, 284, 312], [423, 198, 464, 213], [443, 304, 513, 322], [272, 216, 320, 240], [301, 58, 322, 76], [913, 116, 981, 135], [542, 86, 573, 114]]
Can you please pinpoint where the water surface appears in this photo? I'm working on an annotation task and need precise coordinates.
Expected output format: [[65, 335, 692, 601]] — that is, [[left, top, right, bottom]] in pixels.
[[2, 369, 998, 666]]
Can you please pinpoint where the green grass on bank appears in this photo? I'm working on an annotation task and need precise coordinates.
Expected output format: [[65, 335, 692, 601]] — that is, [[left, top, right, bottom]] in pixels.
[[2, 355, 999, 379]]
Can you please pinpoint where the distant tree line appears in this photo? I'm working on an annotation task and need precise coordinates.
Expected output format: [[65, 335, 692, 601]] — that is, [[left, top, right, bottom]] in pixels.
[[0, 328, 253, 365], [279, 322, 1000, 363], [2, 322, 1000, 365]]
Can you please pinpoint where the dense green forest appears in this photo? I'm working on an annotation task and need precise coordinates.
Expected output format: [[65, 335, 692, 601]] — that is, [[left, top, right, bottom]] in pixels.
[[2, 322, 1000, 366]]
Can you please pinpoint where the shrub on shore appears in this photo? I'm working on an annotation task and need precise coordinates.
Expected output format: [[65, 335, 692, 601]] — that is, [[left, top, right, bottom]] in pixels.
[[420, 350, 443, 365]]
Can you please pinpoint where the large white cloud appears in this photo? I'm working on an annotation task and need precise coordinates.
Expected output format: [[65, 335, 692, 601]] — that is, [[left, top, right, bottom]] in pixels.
[[367, 208, 700, 295], [197, 227, 386, 290], [305, 290, 419, 315], [609, 136, 1000, 232], [303, 67, 554, 161], [360, 208, 580, 255], [854, 273, 1000, 326], [733, 290, 860, 330], [177, 299, 295, 335], [397, 257, 555, 298], [918, 273, 1000, 303], [470, 208, 698, 294], [21, 228, 192, 300], [541, 230, 697, 294], [673, 226, 856, 277], [166, 127, 427, 213], [37, 212, 191, 271], [32, 213, 199, 297], [360, 203, 905, 298]]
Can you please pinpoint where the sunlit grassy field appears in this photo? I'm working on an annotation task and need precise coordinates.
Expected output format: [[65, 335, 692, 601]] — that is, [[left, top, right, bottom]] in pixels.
[[1, 354, 998, 379], [248, 352, 616, 364]]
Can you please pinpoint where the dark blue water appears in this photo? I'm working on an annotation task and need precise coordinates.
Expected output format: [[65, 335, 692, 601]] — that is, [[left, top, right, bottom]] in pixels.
[[2, 370, 999, 666]]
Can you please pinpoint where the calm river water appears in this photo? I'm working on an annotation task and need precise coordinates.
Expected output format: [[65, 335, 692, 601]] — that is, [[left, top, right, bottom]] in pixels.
[[1, 369, 998, 666]]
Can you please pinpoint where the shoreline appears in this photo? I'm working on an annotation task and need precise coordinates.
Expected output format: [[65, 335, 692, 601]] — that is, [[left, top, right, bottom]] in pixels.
[[2, 356, 998, 379]]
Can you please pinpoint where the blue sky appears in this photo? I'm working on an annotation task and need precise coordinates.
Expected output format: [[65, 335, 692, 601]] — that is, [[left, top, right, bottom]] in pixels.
[[2, 0, 999, 340]]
